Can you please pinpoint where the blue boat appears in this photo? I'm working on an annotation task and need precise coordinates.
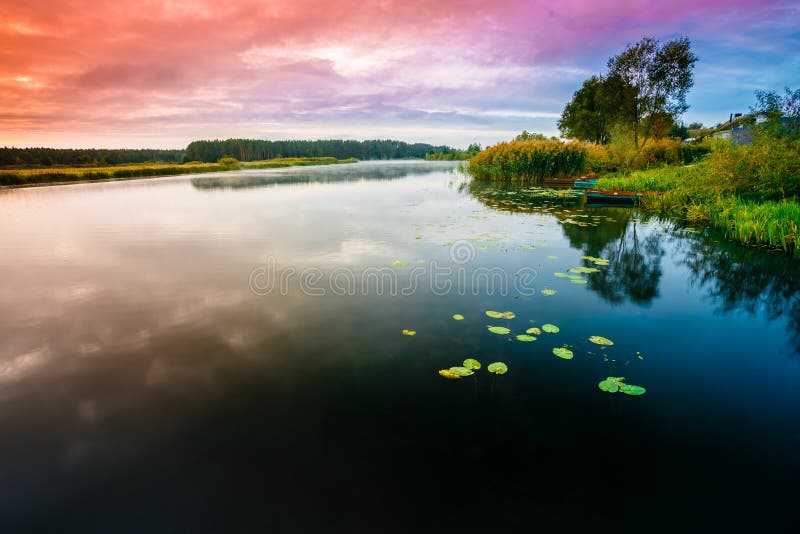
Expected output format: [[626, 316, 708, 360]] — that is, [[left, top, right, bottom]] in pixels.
[[573, 177, 598, 189]]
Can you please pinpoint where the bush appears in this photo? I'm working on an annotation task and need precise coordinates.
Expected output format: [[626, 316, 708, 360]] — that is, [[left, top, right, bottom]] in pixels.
[[217, 157, 240, 167], [468, 140, 588, 182]]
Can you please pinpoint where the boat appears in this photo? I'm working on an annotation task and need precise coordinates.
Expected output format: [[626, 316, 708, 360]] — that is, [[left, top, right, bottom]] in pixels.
[[573, 178, 598, 189], [584, 189, 642, 205]]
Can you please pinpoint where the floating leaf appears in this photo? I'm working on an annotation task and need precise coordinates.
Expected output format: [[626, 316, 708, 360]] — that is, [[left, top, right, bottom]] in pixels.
[[620, 384, 646, 396], [392, 260, 410, 267], [589, 336, 614, 346], [487, 362, 508, 375], [554, 272, 572, 278], [449, 366, 474, 377], [452, 314, 464, 321], [542, 324, 559, 333], [487, 326, 511, 335], [516, 334, 537, 342], [541, 289, 557, 296], [463, 358, 481, 370], [439, 369, 462, 379], [598, 376, 645, 395], [401, 329, 416, 336], [570, 279, 587, 284], [501, 311, 516, 319], [485, 310, 504, 319], [526, 327, 542, 335], [547, 255, 558, 259], [520, 244, 535, 250], [552, 347, 574, 360]]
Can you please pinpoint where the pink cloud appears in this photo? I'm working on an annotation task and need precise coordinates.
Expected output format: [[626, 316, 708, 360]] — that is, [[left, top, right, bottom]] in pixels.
[[0, 0, 795, 148]]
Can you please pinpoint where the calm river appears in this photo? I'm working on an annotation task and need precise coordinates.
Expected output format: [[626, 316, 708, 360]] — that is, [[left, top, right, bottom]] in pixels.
[[1, 161, 798, 531]]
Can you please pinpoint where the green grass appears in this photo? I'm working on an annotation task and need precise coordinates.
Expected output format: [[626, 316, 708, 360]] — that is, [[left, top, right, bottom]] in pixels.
[[0, 157, 358, 187], [597, 161, 799, 258], [468, 140, 588, 182]]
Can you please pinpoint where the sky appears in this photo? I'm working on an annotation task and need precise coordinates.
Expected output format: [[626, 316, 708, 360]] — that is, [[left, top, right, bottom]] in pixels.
[[1, 0, 798, 149]]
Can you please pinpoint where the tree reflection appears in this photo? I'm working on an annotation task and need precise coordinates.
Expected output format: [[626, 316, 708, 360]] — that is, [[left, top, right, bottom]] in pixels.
[[676, 232, 800, 353], [582, 222, 664, 305], [467, 181, 664, 306]]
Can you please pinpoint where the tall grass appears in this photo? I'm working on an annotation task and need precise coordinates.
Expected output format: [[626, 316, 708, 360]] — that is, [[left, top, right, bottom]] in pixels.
[[468, 140, 588, 182], [0, 157, 358, 187]]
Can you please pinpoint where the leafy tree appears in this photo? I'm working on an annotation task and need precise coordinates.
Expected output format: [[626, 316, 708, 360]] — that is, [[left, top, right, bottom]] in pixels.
[[751, 86, 799, 137], [560, 37, 697, 149], [606, 36, 697, 148], [514, 130, 548, 142]]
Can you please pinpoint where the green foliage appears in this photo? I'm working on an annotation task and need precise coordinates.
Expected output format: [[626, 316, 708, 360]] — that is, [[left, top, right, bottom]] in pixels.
[[560, 36, 697, 149], [185, 138, 451, 162], [0, 147, 184, 167], [217, 157, 240, 167], [514, 131, 549, 142], [467, 140, 588, 182]]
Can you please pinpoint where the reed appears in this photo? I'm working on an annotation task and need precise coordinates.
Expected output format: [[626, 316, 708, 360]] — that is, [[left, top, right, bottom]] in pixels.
[[467, 140, 588, 182]]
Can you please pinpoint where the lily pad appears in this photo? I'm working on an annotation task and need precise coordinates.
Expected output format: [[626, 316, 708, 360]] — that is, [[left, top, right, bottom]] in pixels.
[[463, 358, 481, 370], [401, 329, 416, 336], [589, 336, 614, 346], [438, 369, 462, 379], [547, 255, 558, 260], [391, 260, 410, 267], [452, 314, 464, 321], [501, 311, 516, 319], [449, 366, 474, 377], [526, 327, 542, 335], [542, 324, 560, 333], [485, 310, 504, 319], [620, 384, 646, 396], [487, 362, 508, 375], [570, 279, 588, 284], [487, 326, 511, 335], [552, 347, 574, 360], [516, 334, 537, 342], [598, 376, 645, 395], [554, 272, 572, 278], [541, 289, 557, 296]]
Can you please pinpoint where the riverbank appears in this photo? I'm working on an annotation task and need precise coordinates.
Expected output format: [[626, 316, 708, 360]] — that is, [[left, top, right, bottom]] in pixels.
[[595, 159, 799, 259], [0, 157, 358, 188]]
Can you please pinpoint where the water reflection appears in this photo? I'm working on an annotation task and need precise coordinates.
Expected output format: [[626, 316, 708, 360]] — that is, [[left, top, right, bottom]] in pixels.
[[676, 231, 800, 353], [191, 160, 457, 190], [467, 181, 663, 306]]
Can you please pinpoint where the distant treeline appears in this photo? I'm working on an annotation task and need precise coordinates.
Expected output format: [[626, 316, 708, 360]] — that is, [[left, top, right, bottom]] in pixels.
[[0, 147, 184, 167], [184, 139, 452, 162]]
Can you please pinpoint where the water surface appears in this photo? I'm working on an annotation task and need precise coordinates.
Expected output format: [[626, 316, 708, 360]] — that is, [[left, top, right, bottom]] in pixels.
[[1, 161, 799, 531]]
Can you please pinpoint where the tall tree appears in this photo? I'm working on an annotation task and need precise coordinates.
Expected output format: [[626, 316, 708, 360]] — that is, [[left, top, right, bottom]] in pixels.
[[606, 36, 697, 148], [559, 37, 697, 148]]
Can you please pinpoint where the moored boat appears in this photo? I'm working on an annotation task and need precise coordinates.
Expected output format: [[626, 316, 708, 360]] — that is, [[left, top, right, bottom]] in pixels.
[[584, 188, 642, 205]]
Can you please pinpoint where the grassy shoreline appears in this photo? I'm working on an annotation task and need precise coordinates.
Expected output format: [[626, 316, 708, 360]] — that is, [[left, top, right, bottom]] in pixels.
[[595, 162, 799, 258], [0, 157, 358, 188]]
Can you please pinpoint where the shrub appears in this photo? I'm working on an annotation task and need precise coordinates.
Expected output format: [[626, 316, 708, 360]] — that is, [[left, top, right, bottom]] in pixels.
[[468, 140, 588, 182]]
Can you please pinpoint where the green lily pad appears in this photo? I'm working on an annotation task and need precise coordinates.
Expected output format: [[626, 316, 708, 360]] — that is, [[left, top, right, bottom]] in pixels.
[[554, 272, 572, 278], [501, 311, 516, 319], [439, 369, 462, 379], [526, 327, 542, 335], [449, 366, 474, 377], [487, 326, 511, 335], [401, 329, 416, 336], [516, 334, 537, 342], [452, 314, 464, 321], [620, 384, 646, 396], [598, 377, 645, 395], [570, 279, 588, 284], [589, 336, 614, 346], [487, 362, 508, 375], [552, 347, 574, 360], [463, 358, 481, 370], [392, 260, 410, 267], [547, 255, 558, 259], [541, 289, 557, 296], [542, 324, 560, 333], [485, 310, 504, 319]]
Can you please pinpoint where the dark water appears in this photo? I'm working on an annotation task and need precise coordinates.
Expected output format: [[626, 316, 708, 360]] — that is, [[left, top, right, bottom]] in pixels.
[[1, 161, 799, 532]]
